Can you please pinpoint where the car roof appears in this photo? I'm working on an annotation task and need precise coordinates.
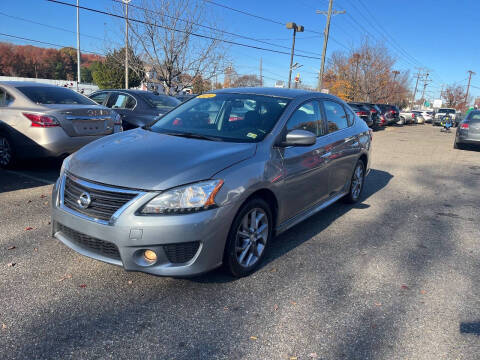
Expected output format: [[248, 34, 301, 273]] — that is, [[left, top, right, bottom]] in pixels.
[[93, 89, 173, 96], [211, 87, 332, 99], [0, 81, 61, 88]]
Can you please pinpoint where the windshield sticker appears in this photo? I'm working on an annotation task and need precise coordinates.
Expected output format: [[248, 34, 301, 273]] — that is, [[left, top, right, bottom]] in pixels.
[[246, 132, 257, 139], [197, 93, 216, 98]]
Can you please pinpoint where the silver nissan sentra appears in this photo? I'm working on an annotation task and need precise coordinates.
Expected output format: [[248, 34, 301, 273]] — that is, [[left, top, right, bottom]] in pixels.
[[51, 88, 372, 277]]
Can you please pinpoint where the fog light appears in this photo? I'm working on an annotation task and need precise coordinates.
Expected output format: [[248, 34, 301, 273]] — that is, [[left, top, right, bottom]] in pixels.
[[143, 250, 157, 262]]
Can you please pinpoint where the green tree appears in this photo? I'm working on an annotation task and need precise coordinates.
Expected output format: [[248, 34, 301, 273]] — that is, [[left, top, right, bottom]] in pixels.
[[92, 48, 144, 89], [80, 67, 92, 83]]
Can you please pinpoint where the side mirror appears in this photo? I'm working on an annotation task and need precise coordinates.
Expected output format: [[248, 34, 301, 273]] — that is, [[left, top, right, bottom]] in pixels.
[[281, 129, 316, 147]]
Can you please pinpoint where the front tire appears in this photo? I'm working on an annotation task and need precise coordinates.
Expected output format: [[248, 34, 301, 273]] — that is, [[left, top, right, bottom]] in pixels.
[[0, 133, 14, 168], [344, 160, 365, 204], [224, 198, 272, 277]]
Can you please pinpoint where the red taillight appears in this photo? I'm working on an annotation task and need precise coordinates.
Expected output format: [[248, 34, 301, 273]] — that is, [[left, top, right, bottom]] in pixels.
[[357, 111, 368, 116], [370, 109, 377, 113], [412, 113, 415, 118], [23, 113, 59, 128], [461, 123, 469, 129]]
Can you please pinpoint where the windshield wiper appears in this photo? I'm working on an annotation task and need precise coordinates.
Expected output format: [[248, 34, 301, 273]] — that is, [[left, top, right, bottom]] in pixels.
[[161, 131, 223, 141]]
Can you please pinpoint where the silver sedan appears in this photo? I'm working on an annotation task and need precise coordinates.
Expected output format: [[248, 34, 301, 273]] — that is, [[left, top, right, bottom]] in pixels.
[[51, 88, 372, 277], [0, 81, 122, 167]]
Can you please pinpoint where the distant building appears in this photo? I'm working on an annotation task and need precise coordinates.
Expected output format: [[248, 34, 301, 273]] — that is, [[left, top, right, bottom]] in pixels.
[[475, 97, 480, 108]]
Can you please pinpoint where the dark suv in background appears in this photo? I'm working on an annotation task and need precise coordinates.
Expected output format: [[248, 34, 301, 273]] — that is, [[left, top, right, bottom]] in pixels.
[[347, 102, 374, 128], [377, 104, 400, 125], [89, 90, 180, 130]]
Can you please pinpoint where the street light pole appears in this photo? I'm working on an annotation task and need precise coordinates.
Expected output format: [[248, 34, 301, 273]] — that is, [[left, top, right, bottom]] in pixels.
[[76, 0, 81, 90], [123, 0, 131, 89], [286, 22, 304, 89]]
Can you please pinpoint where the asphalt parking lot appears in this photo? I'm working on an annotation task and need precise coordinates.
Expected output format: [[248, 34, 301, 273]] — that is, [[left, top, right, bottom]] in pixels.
[[1, 124, 479, 359]]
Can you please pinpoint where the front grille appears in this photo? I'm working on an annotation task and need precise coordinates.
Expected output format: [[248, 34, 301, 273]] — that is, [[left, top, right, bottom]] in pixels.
[[57, 223, 121, 260], [63, 176, 137, 221], [163, 242, 200, 264]]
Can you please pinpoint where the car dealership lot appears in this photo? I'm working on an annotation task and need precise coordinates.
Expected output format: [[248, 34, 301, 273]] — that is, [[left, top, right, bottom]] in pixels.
[[1, 125, 479, 359]]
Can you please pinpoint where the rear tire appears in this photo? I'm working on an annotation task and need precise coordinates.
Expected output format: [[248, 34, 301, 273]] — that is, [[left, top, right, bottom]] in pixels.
[[454, 140, 464, 150], [343, 160, 365, 204], [223, 198, 272, 277], [0, 133, 15, 168]]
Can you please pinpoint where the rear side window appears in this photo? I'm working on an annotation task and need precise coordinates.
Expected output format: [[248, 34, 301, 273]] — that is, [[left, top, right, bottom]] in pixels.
[[344, 106, 355, 126], [107, 93, 136, 109], [0, 88, 14, 107], [16, 86, 95, 105], [286, 100, 323, 136], [324, 100, 348, 133], [89, 92, 109, 105]]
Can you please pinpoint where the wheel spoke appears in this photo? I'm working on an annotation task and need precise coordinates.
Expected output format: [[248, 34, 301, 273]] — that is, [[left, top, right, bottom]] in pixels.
[[250, 210, 257, 231], [238, 243, 251, 264], [245, 251, 254, 266], [255, 212, 265, 228]]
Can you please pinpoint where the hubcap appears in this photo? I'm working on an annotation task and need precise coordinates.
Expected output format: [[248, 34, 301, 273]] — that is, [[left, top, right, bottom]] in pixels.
[[0, 137, 12, 166], [351, 164, 364, 199], [235, 208, 268, 268]]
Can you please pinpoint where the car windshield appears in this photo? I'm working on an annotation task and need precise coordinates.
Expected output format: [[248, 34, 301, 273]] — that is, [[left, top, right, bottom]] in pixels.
[[148, 93, 290, 142], [141, 92, 180, 111], [439, 108, 455, 114], [17, 86, 96, 105]]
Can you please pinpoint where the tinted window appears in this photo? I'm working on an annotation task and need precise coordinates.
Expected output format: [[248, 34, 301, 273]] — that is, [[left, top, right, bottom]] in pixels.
[[107, 93, 136, 109], [141, 93, 180, 111], [0, 88, 14, 107], [149, 94, 289, 143], [89, 92, 109, 105], [344, 106, 356, 126], [324, 100, 348, 133], [286, 100, 323, 136], [17, 86, 96, 105], [439, 108, 455, 114]]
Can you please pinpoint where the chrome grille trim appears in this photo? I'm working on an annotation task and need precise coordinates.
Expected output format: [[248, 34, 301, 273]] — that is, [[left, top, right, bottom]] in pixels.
[[59, 173, 147, 225]]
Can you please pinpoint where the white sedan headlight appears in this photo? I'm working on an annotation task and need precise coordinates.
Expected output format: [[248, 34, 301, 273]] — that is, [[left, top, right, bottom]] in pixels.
[[140, 180, 224, 214]]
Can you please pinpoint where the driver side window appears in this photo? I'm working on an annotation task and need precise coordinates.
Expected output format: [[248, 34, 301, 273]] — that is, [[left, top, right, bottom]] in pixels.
[[286, 100, 323, 136]]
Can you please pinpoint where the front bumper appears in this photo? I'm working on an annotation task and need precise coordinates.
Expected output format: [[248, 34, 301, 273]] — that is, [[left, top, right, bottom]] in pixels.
[[51, 176, 235, 277]]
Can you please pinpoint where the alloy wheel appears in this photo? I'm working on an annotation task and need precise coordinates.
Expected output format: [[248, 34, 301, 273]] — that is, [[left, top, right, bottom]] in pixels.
[[351, 163, 364, 200], [235, 208, 269, 268], [0, 136, 12, 167]]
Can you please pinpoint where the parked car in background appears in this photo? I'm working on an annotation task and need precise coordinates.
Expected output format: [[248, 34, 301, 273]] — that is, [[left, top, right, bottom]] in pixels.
[[454, 110, 480, 150], [0, 82, 122, 168], [418, 110, 434, 123], [360, 103, 383, 129], [51, 87, 372, 278], [434, 108, 456, 126], [348, 102, 373, 128], [89, 90, 180, 130], [175, 94, 196, 103], [411, 111, 425, 124], [400, 110, 418, 125], [377, 104, 401, 125]]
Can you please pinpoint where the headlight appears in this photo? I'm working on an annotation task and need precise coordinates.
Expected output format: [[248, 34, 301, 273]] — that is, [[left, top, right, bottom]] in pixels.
[[60, 155, 72, 175], [140, 180, 224, 214]]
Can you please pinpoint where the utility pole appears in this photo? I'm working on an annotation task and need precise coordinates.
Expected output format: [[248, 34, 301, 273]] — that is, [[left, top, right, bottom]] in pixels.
[[259, 57, 263, 87], [352, 53, 360, 101], [465, 70, 475, 107], [411, 70, 422, 109], [392, 70, 400, 104], [123, 0, 131, 89], [421, 72, 431, 102], [76, 0, 81, 90], [316, 1, 345, 91]]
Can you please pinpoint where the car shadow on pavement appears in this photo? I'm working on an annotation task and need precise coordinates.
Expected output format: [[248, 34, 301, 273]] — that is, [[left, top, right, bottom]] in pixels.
[[0, 158, 61, 193], [192, 169, 393, 284], [460, 322, 480, 335]]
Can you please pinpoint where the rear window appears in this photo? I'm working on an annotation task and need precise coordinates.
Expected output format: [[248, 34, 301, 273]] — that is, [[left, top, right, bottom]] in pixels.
[[17, 86, 96, 105], [439, 108, 455, 114], [467, 111, 480, 121], [141, 93, 180, 111]]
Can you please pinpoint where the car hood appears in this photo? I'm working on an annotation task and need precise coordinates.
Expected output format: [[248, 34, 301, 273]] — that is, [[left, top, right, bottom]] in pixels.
[[66, 128, 257, 190]]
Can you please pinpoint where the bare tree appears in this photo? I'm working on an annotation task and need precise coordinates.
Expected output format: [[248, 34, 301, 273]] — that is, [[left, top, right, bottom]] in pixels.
[[123, 0, 227, 94], [232, 74, 262, 88], [442, 84, 471, 110], [323, 41, 411, 105]]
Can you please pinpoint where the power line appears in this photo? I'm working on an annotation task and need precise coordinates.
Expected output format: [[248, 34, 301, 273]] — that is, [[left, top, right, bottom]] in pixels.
[[109, 0, 323, 57], [0, 11, 106, 42], [45, 0, 325, 60]]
